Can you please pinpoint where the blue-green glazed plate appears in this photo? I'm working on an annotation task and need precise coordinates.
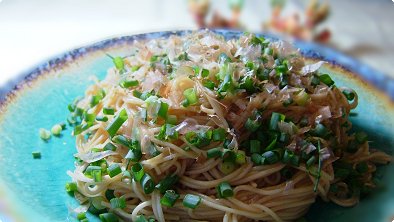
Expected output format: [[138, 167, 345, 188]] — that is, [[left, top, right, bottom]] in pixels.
[[0, 30, 393, 222]]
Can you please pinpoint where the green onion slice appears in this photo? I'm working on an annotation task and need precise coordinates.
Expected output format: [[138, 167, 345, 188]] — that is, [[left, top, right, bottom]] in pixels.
[[106, 109, 128, 137], [183, 194, 201, 209], [217, 182, 234, 198], [160, 190, 180, 207]]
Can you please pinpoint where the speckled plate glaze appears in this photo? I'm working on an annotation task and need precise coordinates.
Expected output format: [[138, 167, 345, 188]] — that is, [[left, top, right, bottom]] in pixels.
[[0, 30, 393, 222]]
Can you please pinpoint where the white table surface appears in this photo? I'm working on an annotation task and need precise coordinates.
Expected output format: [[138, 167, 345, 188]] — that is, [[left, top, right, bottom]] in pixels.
[[0, 0, 393, 88]]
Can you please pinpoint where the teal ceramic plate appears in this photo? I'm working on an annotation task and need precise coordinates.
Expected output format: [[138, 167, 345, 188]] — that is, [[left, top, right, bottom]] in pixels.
[[0, 30, 393, 222]]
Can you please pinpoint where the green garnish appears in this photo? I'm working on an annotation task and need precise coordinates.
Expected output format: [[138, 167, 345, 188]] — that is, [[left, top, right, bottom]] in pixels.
[[160, 190, 180, 207], [182, 88, 198, 107], [108, 164, 122, 178], [39, 128, 51, 140], [314, 140, 323, 192], [183, 194, 201, 209], [105, 109, 128, 137], [120, 80, 139, 88], [217, 182, 234, 198], [32, 151, 41, 159], [132, 163, 145, 182], [51, 124, 63, 136], [110, 196, 126, 209], [65, 182, 78, 192], [140, 173, 155, 194], [103, 107, 115, 115], [99, 212, 119, 222]]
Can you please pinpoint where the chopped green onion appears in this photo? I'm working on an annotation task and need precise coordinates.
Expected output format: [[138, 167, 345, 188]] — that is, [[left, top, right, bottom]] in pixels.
[[156, 175, 179, 194], [239, 76, 256, 94], [183, 194, 201, 209], [202, 79, 216, 89], [110, 197, 126, 209], [108, 164, 122, 178], [177, 52, 189, 61], [99, 212, 119, 222], [84, 113, 96, 123], [269, 112, 285, 131], [96, 116, 108, 122], [250, 140, 261, 154], [261, 151, 279, 165], [90, 95, 103, 107], [135, 215, 149, 222], [217, 182, 234, 198], [85, 166, 102, 178], [310, 123, 328, 138], [282, 149, 292, 163], [105, 189, 115, 201], [212, 128, 226, 141], [125, 141, 142, 162], [89, 196, 106, 215], [51, 124, 62, 136], [207, 147, 222, 159], [256, 67, 270, 80], [183, 88, 198, 106], [120, 80, 139, 88], [221, 149, 236, 162], [32, 151, 41, 159], [306, 156, 316, 168], [217, 73, 233, 98], [160, 190, 180, 207], [185, 130, 212, 148], [103, 142, 117, 151], [314, 140, 323, 192], [355, 132, 368, 144], [112, 135, 131, 147], [77, 212, 86, 221], [65, 182, 78, 192], [131, 65, 141, 72], [201, 69, 210, 77], [156, 124, 179, 141], [132, 163, 145, 182], [166, 115, 177, 125], [278, 132, 289, 143], [141, 173, 155, 194], [59, 122, 66, 130], [92, 168, 102, 182], [39, 128, 51, 140], [133, 90, 142, 98], [245, 118, 261, 132], [103, 107, 115, 115], [140, 91, 153, 101], [319, 74, 335, 87], [113, 57, 125, 71], [342, 89, 355, 100], [264, 47, 273, 55], [106, 109, 128, 137], [220, 161, 235, 174], [158, 102, 169, 119], [294, 90, 310, 106], [251, 153, 263, 165], [235, 151, 246, 165]]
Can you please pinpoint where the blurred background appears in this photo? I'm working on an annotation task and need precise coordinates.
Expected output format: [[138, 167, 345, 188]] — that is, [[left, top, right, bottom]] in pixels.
[[0, 0, 393, 87]]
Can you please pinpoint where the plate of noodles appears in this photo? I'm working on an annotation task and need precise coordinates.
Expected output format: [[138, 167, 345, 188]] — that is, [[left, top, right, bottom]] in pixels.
[[0, 30, 393, 222]]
